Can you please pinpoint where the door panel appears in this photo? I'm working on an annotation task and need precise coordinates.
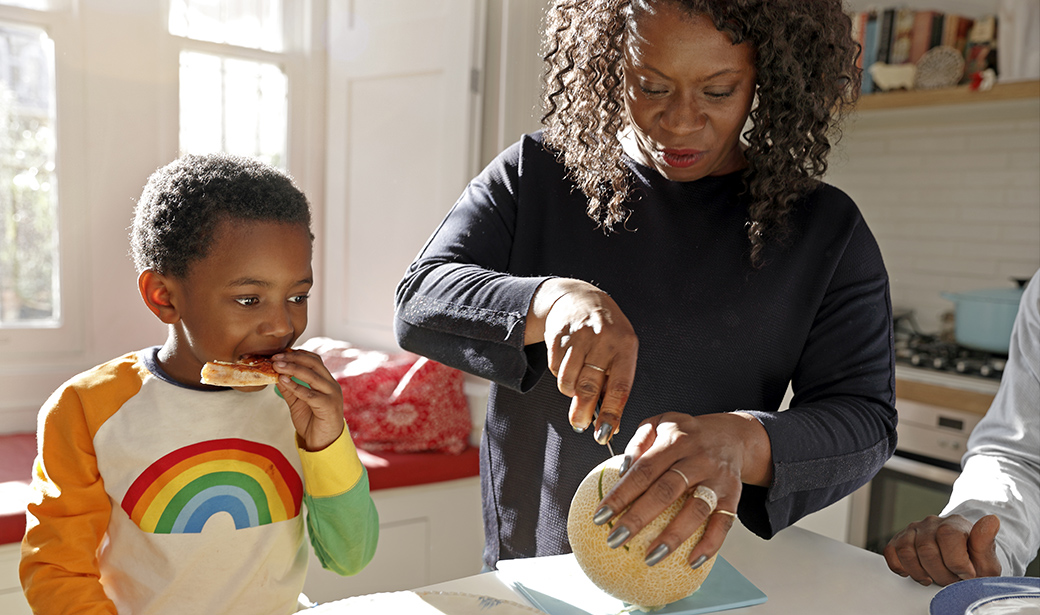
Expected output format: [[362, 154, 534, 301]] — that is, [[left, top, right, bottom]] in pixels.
[[324, 0, 485, 349]]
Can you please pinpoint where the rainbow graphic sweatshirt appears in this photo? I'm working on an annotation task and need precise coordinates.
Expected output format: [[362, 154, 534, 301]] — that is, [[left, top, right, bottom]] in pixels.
[[20, 348, 379, 614]]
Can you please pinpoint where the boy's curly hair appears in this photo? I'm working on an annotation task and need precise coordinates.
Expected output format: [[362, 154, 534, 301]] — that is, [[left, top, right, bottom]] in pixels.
[[541, 0, 861, 265], [130, 153, 311, 277]]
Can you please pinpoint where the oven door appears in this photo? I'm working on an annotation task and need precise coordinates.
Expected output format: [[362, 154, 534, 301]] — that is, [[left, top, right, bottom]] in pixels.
[[848, 453, 961, 554]]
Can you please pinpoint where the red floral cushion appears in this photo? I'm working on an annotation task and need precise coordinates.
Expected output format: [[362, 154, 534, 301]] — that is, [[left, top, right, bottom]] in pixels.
[[301, 338, 472, 455]]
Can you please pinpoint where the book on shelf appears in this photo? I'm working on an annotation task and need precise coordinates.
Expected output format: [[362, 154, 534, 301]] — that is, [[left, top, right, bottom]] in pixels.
[[850, 6, 997, 94], [861, 10, 879, 93], [889, 8, 916, 65], [876, 8, 896, 65], [908, 10, 937, 65]]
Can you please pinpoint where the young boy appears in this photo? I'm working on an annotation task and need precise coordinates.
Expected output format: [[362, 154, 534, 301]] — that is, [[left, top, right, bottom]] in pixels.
[[20, 154, 378, 614]]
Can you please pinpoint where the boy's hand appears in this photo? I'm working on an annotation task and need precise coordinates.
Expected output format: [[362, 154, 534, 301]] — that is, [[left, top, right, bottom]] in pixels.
[[271, 350, 345, 451]]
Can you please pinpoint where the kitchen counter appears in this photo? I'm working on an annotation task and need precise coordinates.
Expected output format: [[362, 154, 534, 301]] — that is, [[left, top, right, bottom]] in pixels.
[[895, 365, 999, 417], [418, 522, 941, 614]]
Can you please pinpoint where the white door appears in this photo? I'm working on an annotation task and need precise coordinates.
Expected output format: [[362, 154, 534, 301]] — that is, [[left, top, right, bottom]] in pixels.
[[323, 0, 486, 349]]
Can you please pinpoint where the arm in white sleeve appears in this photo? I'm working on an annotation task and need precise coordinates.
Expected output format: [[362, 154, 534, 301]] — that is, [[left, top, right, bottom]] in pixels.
[[941, 269, 1040, 576]]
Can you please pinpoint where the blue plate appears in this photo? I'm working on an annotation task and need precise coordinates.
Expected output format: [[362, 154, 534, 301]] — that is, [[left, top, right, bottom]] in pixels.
[[930, 577, 1040, 615]]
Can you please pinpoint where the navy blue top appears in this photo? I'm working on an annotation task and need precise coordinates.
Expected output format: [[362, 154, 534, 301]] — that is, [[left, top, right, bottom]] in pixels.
[[395, 132, 896, 568]]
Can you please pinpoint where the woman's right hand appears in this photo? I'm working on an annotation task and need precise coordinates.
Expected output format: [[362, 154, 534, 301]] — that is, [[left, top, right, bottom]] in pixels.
[[525, 278, 639, 442]]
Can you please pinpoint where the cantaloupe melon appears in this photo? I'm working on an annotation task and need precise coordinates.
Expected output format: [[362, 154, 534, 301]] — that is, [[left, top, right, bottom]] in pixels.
[[567, 455, 716, 610]]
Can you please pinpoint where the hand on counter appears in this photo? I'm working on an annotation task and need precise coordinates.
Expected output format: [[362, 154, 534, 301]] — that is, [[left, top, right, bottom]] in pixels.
[[883, 513, 1002, 586]]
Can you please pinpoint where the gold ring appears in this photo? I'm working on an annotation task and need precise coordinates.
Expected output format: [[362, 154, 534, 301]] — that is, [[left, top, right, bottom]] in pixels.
[[669, 467, 690, 490], [714, 509, 737, 518], [584, 363, 607, 373], [691, 485, 718, 513]]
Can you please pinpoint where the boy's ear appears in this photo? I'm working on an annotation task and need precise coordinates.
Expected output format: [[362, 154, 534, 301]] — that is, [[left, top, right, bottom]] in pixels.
[[138, 269, 179, 324]]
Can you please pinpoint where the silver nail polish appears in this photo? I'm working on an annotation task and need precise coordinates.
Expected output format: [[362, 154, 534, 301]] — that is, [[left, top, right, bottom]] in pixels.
[[644, 544, 670, 567], [691, 554, 708, 569], [572, 424, 585, 433], [593, 505, 613, 525], [595, 423, 613, 445], [607, 526, 630, 549], [618, 454, 632, 476]]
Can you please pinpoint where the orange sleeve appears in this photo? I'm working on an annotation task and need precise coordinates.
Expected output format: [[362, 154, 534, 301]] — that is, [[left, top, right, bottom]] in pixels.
[[20, 359, 141, 615]]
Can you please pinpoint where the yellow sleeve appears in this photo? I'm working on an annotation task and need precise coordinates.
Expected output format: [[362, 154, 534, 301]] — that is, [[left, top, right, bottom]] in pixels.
[[20, 359, 141, 615]]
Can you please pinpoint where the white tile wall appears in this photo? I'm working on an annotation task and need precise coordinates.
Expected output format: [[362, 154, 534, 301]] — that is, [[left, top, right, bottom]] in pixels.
[[824, 97, 1040, 333]]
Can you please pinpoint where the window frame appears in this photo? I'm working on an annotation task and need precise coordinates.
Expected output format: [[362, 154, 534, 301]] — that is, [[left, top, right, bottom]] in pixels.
[[0, 2, 86, 359]]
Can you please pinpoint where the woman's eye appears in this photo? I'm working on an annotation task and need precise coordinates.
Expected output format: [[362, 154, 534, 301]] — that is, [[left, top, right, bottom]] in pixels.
[[235, 297, 259, 307], [289, 294, 310, 305], [640, 85, 667, 97], [705, 90, 734, 100]]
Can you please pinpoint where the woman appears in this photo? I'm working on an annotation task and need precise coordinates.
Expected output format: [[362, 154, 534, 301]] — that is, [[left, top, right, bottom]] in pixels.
[[395, 0, 896, 572]]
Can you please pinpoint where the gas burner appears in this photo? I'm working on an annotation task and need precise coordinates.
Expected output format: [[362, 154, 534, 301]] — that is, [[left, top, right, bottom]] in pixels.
[[895, 334, 1005, 380]]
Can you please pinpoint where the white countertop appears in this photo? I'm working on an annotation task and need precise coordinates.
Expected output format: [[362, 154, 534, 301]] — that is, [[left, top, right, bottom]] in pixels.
[[419, 522, 942, 614]]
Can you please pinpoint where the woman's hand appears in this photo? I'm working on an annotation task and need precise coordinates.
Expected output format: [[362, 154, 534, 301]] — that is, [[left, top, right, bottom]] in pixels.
[[591, 412, 773, 568], [525, 278, 639, 442], [883, 514, 1002, 586], [272, 349, 345, 452]]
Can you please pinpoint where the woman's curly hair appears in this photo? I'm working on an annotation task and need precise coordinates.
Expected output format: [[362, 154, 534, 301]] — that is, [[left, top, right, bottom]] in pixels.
[[130, 153, 311, 278], [541, 0, 861, 265]]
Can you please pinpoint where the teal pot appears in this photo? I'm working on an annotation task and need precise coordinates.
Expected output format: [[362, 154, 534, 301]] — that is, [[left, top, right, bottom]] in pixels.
[[941, 285, 1025, 354]]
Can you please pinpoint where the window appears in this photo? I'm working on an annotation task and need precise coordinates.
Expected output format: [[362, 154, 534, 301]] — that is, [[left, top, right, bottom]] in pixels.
[[169, 0, 283, 52], [0, 20, 57, 327], [172, 0, 289, 167], [179, 52, 287, 167]]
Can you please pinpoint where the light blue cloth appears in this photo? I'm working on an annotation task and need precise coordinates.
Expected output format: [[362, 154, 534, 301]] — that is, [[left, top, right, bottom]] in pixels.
[[942, 269, 1040, 576]]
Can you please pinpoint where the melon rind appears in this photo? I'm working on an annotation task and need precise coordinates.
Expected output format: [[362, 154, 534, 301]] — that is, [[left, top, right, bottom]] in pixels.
[[567, 455, 717, 610]]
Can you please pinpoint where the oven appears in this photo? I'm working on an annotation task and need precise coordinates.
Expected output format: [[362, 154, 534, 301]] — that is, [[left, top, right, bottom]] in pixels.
[[847, 382, 984, 554]]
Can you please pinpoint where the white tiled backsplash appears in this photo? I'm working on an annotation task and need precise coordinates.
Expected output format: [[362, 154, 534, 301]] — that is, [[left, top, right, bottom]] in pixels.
[[825, 98, 1040, 334]]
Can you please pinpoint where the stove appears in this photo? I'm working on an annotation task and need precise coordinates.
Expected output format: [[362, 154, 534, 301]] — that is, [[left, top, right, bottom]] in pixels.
[[895, 333, 1006, 379], [893, 309, 1007, 381]]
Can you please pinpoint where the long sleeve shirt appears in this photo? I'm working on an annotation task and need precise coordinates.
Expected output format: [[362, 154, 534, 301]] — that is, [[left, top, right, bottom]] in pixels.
[[20, 347, 379, 614], [942, 269, 1040, 576], [394, 132, 897, 568]]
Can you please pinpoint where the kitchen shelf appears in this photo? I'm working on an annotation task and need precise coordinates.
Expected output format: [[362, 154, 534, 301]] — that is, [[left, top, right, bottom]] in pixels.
[[855, 79, 1040, 110]]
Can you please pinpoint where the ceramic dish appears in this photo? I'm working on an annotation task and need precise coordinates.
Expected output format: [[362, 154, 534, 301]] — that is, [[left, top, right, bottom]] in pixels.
[[309, 590, 545, 614], [930, 577, 1040, 615]]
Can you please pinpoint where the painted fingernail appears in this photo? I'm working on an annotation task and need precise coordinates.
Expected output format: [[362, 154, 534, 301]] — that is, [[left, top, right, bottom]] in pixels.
[[691, 555, 708, 570], [572, 424, 586, 433], [619, 454, 632, 476], [644, 544, 670, 567], [595, 423, 613, 445], [593, 505, 614, 525], [607, 526, 630, 549]]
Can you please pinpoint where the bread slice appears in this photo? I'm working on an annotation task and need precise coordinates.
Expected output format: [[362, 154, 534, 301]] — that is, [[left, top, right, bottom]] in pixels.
[[200, 356, 279, 386]]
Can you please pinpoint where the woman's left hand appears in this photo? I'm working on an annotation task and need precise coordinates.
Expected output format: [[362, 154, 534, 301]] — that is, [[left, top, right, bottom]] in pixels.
[[272, 349, 345, 451], [592, 411, 773, 568]]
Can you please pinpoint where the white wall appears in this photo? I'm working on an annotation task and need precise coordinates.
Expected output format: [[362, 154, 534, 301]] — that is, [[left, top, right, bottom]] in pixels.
[[825, 98, 1040, 333]]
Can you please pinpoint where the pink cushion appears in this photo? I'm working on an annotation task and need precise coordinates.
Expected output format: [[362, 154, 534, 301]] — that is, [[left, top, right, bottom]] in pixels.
[[302, 338, 473, 455], [0, 432, 36, 545]]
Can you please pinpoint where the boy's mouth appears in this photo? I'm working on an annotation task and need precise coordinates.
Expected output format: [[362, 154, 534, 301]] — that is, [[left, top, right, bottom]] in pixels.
[[238, 348, 288, 361]]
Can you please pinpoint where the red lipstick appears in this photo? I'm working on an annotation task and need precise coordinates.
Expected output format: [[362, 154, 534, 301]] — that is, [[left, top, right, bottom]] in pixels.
[[661, 149, 704, 168]]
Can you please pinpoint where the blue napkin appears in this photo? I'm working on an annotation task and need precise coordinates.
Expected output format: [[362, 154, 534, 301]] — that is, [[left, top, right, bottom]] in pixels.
[[496, 553, 767, 615]]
